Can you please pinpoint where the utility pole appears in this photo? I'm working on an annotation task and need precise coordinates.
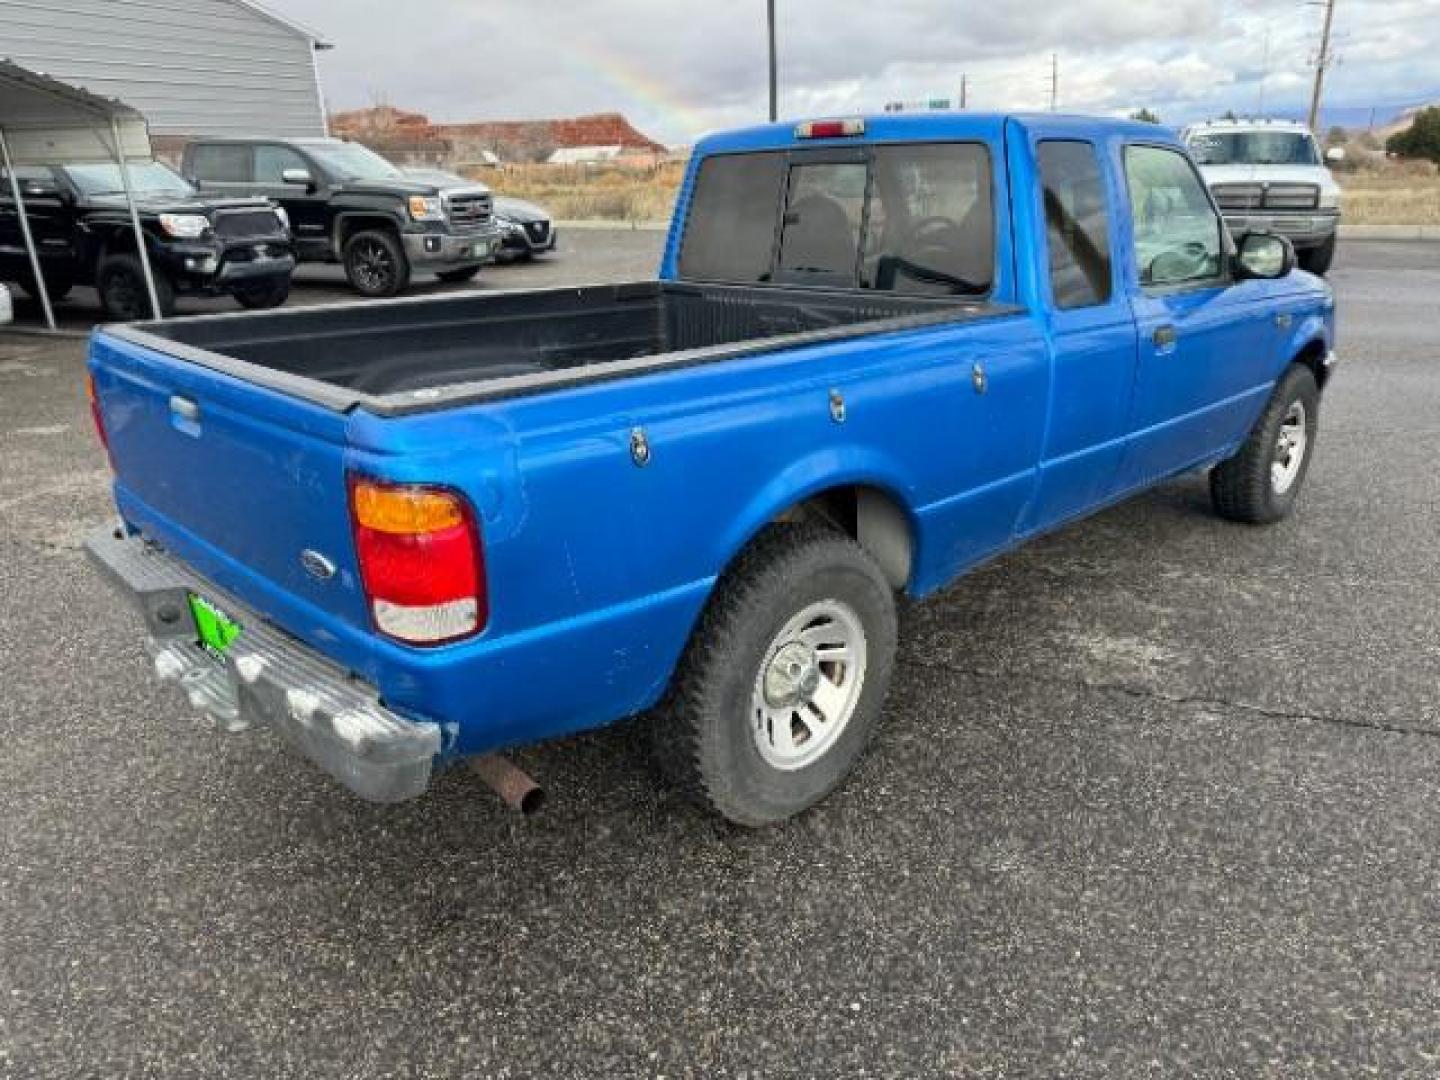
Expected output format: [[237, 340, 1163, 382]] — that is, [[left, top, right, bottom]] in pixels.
[[959, 73, 968, 109], [1307, 0, 1337, 132], [1049, 53, 1058, 112], [767, 0, 778, 122]]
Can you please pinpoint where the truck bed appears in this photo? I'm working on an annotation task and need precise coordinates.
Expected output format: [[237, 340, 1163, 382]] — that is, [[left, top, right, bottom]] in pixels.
[[104, 281, 1007, 415]]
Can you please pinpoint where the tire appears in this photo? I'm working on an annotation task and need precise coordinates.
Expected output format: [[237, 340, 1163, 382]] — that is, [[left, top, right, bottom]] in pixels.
[[1210, 364, 1320, 524], [343, 228, 410, 297], [435, 265, 482, 284], [651, 522, 899, 827], [16, 275, 73, 302], [233, 278, 291, 310], [1298, 234, 1336, 276], [97, 253, 174, 321]]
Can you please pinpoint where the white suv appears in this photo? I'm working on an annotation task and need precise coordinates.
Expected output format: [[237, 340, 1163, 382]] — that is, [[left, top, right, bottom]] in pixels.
[[1182, 119, 1343, 275]]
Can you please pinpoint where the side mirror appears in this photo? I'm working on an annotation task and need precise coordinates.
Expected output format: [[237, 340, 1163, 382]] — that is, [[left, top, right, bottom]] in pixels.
[[281, 167, 314, 188], [1324, 146, 1346, 164], [1234, 232, 1295, 280]]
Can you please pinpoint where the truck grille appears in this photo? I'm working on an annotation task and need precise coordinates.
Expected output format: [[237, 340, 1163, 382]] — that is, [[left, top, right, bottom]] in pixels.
[[446, 192, 493, 231], [1211, 183, 1320, 211], [213, 209, 281, 239]]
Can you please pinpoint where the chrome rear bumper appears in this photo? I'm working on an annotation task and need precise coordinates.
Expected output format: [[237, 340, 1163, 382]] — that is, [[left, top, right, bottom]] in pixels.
[[85, 527, 440, 802]]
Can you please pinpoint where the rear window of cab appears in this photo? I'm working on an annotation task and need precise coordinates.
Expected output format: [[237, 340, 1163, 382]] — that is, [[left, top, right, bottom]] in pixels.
[[679, 143, 994, 297]]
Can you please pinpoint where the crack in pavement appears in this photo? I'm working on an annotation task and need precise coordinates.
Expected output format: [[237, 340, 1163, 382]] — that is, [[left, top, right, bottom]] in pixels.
[[897, 653, 1440, 740]]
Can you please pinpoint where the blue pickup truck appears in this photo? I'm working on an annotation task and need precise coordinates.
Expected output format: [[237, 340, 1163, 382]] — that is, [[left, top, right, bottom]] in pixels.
[[86, 114, 1335, 826]]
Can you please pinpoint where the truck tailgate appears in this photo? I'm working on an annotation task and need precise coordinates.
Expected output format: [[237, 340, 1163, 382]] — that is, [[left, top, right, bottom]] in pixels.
[[89, 329, 372, 654]]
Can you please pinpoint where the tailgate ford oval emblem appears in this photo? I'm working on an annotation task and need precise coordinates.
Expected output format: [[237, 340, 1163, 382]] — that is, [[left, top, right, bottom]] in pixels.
[[300, 549, 337, 580]]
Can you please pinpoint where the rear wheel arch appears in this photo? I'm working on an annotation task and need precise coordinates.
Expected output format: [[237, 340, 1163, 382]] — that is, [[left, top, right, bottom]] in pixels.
[[760, 482, 917, 592]]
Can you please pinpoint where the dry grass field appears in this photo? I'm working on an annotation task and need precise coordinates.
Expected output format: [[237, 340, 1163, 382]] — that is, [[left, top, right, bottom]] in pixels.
[[476, 158, 1440, 227], [483, 161, 685, 223], [1339, 168, 1440, 225]]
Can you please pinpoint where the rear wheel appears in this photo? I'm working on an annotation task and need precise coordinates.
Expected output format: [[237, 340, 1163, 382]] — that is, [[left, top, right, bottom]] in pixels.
[[233, 278, 291, 310], [97, 253, 174, 321], [436, 265, 482, 284], [651, 523, 898, 826], [343, 229, 409, 297], [1210, 364, 1320, 524], [1298, 234, 1336, 275]]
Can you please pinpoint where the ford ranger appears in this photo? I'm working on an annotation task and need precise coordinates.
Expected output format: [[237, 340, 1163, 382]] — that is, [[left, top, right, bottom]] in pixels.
[[85, 114, 1336, 826]]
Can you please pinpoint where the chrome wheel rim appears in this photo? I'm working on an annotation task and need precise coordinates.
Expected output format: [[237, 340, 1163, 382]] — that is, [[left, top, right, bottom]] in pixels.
[[1271, 399, 1308, 494], [751, 599, 867, 771]]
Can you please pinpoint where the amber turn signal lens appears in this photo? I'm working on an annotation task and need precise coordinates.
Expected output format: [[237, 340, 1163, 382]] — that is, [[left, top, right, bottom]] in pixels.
[[350, 480, 465, 535]]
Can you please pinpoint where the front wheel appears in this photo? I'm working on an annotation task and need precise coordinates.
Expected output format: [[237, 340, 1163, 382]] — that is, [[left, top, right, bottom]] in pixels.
[[435, 265, 482, 284], [651, 523, 898, 827], [233, 278, 291, 310], [97, 253, 174, 321], [343, 229, 410, 297], [1210, 364, 1320, 524]]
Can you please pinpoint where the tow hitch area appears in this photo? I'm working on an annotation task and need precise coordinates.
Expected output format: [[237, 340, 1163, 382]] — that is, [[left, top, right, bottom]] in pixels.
[[85, 527, 441, 803]]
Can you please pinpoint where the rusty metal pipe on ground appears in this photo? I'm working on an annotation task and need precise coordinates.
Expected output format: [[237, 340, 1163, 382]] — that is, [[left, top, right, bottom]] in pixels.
[[468, 754, 545, 815]]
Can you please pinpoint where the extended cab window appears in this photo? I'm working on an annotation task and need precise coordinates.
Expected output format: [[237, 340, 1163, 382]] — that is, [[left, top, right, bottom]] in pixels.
[[678, 151, 785, 283], [1038, 141, 1112, 308], [190, 144, 251, 183], [1124, 145, 1224, 288]]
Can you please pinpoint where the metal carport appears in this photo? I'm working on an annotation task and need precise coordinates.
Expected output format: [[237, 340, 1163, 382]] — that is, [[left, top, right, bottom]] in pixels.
[[0, 59, 160, 329]]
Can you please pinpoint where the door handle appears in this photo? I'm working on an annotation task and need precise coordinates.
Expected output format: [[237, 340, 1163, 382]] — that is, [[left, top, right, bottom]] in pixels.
[[169, 394, 199, 421], [1152, 325, 1178, 348]]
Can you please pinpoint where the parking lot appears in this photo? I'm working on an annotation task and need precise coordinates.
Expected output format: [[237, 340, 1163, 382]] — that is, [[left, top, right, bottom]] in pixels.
[[2, 234, 1438, 1077]]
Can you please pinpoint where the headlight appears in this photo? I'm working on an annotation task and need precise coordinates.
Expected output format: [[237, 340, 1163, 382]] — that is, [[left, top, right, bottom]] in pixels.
[[274, 206, 290, 230], [1318, 189, 1341, 210], [408, 195, 444, 221], [500, 218, 523, 234], [159, 213, 210, 238]]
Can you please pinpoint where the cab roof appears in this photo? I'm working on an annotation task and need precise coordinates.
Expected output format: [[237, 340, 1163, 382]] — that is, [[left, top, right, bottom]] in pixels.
[[693, 112, 1181, 157]]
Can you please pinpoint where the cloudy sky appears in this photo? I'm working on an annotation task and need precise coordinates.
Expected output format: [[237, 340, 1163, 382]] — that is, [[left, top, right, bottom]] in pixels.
[[270, 0, 1440, 143]]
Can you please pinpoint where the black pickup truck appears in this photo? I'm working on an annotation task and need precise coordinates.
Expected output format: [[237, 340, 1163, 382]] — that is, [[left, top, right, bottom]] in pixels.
[[182, 138, 502, 297], [0, 160, 294, 320]]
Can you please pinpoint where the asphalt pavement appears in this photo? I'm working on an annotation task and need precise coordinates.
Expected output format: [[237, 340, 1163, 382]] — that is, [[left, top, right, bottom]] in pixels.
[[1, 237, 1438, 1078]]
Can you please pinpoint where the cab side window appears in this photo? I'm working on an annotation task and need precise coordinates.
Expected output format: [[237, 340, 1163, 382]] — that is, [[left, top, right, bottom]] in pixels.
[[1037, 140, 1112, 308], [190, 144, 251, 184], [254, 145, 309, 184], [1123, 145, 1224, 288]]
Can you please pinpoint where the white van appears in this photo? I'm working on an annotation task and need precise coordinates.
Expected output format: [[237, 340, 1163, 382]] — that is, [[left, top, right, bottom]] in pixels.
[[1182, 118, 1343, 275]]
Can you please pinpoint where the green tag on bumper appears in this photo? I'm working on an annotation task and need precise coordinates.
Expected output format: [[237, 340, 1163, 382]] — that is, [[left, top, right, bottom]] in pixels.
[[188, 593, 241, 659]]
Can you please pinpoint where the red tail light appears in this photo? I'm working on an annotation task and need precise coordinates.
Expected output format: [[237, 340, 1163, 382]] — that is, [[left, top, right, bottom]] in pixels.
[[795, 118, 865, 139], [86, 372, 113, 466], [348, 477, 487, 646]]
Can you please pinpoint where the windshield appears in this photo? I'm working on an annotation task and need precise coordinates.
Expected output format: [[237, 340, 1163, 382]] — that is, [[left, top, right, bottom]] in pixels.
[[305, 142, 403, 181], [1186, 131, 1320, 166], [63, 161, 194, 197]]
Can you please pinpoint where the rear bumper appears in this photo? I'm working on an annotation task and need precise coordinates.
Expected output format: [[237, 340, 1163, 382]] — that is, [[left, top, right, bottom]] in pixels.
[[85, 526, 441, 803]]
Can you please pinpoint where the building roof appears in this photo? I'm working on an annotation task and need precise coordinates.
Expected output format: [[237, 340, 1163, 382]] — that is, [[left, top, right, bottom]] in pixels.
[[230, 0, 332, 48]]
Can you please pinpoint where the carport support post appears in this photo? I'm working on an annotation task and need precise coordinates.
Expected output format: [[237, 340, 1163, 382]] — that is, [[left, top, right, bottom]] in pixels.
[[109, 116, 162, 320], [0, 126, 56, 330]]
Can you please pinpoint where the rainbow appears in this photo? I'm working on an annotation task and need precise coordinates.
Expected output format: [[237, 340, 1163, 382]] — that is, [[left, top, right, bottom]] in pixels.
[[561, 38, 715, 142]]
